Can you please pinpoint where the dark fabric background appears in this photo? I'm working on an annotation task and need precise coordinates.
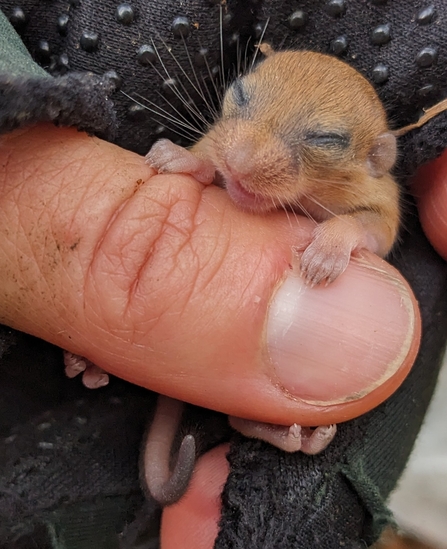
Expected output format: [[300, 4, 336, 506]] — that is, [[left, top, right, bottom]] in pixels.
[[0, 1, 446, 548]]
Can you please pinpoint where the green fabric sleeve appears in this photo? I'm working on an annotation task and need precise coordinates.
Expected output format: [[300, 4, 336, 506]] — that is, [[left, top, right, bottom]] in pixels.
[[0, 9, 50, 78]]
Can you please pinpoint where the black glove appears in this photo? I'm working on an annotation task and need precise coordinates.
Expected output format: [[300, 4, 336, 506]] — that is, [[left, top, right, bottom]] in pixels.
[[0, 1, 446, 547]]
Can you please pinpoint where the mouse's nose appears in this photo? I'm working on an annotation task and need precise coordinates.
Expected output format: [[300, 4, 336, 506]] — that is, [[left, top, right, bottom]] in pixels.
[[223, 141, 256, 178]]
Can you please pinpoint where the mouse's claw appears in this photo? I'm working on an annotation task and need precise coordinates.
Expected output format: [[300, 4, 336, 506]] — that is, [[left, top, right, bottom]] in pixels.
[[229, 416, 337, 454], [300, 245, 350, 286], [299, 215, 376, 285], [300, 424, 338, 454], [64, 351, 88, 378], [300, 240, 351, 286], [145, 139, 215, 184], [299, 220, 356, 285]]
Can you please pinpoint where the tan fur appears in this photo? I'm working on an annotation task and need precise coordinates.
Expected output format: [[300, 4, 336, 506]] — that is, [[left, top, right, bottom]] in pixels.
[[192, 48, 400, 257]]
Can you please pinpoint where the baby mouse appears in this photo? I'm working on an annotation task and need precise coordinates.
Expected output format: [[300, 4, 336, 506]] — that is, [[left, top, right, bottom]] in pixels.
[[142, 43, 401, 505], [146, 43, 400, 286]]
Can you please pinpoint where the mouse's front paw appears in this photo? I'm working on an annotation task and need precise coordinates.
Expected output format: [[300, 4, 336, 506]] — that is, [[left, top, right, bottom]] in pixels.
[[145, 139, 215, 184], [300, 238, 351, 286]]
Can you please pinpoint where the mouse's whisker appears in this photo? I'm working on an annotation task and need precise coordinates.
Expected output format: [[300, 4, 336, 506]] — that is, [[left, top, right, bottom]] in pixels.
[[173, 77, 213, 129], [150, 39, 211, 130], [289, 196, 317, 225], [234, 35, 252, 78], [304, 194, 344, 222], [235, 33, 242, 77], [218, 4, 226, 92], [276, 197, 294, 230], [200, 59, 223, 116], [128, 92, 204, 137], [250, 17, 270, 70], [395, 193, 413, 208], [277, 34, 288, 51], [154, 81, 210, 132], [306, 176, 350, 189], [201, 75, 221, 121], [242, 36, 252, 76], [120, 92, 200, 141], [145, 43, 205, 125], [192, 51, 220, 121], [160, 34, 218, 123], [149, 39, 172, 81], [153, 120, 199, 142], [196, 37, 223, 113], [268, 193, 282, 211], [157, 64, 212, 129], [286, 199, 304, 226]]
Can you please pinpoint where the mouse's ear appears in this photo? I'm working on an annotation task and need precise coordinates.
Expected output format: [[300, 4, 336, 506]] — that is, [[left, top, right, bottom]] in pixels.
[[367, 132, 397, 178], [258, 43, 275, 57]]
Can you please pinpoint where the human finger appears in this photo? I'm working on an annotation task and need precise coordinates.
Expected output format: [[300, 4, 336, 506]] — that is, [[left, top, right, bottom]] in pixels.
[[160, 444, 229, 549], [412, 149, 447, 260], [0, 124, 420, 427]]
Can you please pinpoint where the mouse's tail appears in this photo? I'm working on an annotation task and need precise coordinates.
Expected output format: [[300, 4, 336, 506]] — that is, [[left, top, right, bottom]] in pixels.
[[142, 395, 196, 506]]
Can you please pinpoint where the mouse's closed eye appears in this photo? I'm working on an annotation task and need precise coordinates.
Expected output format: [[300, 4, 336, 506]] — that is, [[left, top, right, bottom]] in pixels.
[[221, 77, 253, 119], [230, 77, 251, 107], [304, 131, 351, 150]]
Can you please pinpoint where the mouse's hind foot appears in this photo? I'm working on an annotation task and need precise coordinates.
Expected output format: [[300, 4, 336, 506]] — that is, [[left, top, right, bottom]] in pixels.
[[145, 139, 215, 184], [229, 416, 337, 454], [63, 351, 109, 389]]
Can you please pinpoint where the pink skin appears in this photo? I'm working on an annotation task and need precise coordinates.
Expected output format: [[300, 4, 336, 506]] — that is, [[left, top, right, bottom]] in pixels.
[[145, 139, 215, 185], [65, 132, 378, 502], [64, 351, 109, 389], [145, 140, 339, 469], [228, 417, 337, 454]]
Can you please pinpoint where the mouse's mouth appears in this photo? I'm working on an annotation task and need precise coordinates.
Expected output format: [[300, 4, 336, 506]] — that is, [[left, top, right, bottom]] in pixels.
[[217, 170, 274, 213]]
